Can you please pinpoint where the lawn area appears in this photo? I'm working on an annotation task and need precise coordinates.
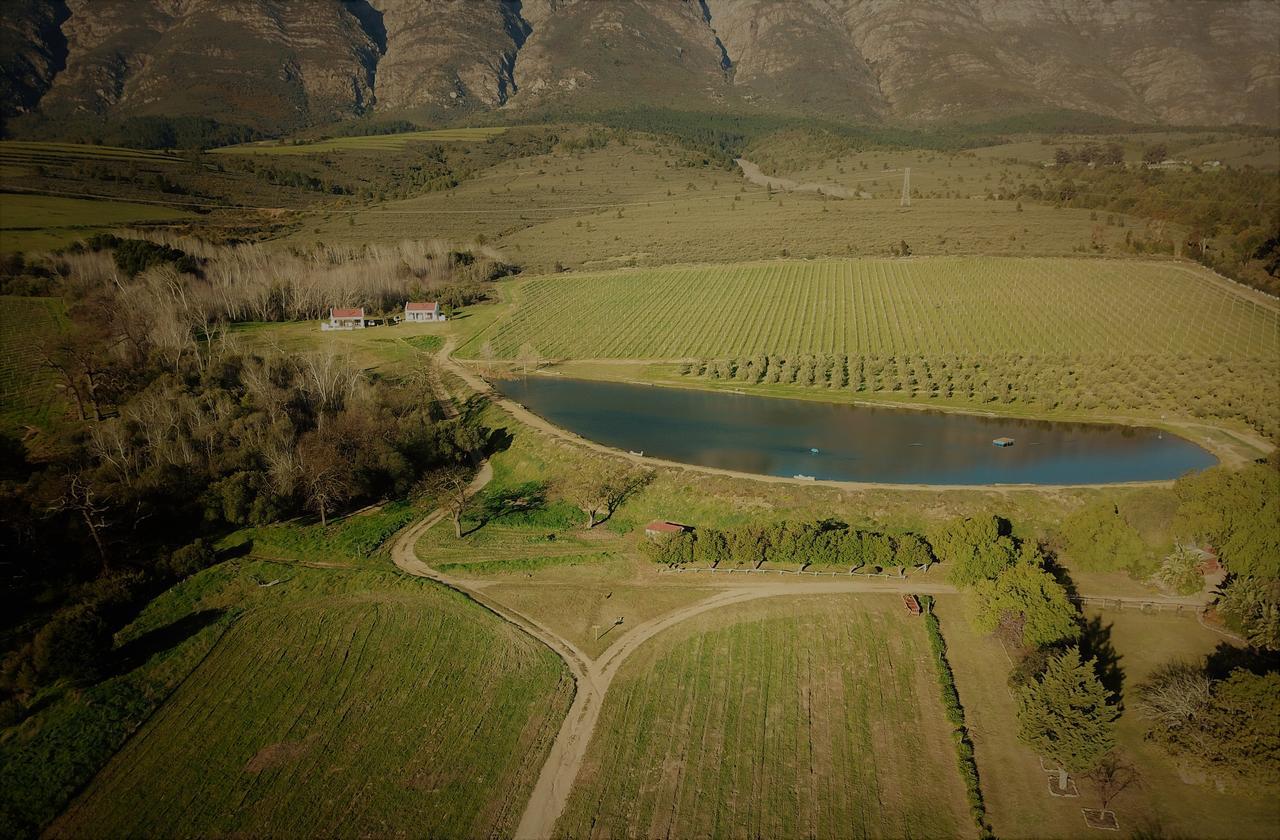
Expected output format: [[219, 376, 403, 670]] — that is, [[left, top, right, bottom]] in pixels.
[[556, 594, 972, 838], [212, 127, 508, 155], [42, 563, 573, 839], [0, 295, 67, 429], [0, 193, 194, 253], [933, 596, 1279, 838], [466, 257, 1278, 361]]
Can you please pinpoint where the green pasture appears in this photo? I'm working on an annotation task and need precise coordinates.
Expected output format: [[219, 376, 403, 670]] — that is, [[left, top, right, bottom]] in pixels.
[[0, 141, 181, 168], [46, 564, 572, 839], [557, 595, 971, 838], [0, 296, 67, 429], [0, 193, 194, 253], [213, 127, 508, 155]]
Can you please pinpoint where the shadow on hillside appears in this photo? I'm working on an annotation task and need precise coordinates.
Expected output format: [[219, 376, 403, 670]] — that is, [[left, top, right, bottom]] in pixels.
[[112, 608, 227, 674]]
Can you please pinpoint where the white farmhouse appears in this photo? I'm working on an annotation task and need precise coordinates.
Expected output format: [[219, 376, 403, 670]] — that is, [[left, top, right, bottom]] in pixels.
[[323, 307, 365, 331], [405, 301, 445, 323]]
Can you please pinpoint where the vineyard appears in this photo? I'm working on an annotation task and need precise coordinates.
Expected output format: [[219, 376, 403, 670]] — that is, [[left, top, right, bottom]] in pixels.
[[556, 595, 970, 838], [50, 574, 573, 839], [471, 257, 1279, 361], [0, 296, 66, 429]]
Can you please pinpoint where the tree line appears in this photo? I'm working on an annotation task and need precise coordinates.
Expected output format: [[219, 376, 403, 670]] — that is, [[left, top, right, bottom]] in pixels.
[[685, 351, 1278, 440], [644, 518, 932, 570]]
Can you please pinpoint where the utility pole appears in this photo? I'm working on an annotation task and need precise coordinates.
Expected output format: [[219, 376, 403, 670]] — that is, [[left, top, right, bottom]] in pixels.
[[900, 167, 911, 207]]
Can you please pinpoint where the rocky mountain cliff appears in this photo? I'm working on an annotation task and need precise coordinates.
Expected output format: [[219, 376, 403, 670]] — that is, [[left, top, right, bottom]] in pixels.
[[3, 0, 1276, 132]]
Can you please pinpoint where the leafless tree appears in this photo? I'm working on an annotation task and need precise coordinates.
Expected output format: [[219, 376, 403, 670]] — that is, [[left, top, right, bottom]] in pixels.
[[1087, 753, 1142, 811], [564, 460, 655, 528], [47, 473, 112, 574], [1136, 661, 1211, 728], [295, 431, 356, 527], [416, 466, 474, 538]]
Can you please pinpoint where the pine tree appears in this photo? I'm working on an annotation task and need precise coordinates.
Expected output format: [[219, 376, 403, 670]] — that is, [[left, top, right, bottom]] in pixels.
[[1018, 647, 1118, 774]]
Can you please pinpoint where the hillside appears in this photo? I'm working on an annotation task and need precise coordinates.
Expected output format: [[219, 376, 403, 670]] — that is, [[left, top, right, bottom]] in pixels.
[[3, 0, 1276, 136]]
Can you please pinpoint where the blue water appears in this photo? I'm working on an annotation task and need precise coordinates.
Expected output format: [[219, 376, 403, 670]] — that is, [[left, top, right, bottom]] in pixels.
[[495, 377, 1217, 485]]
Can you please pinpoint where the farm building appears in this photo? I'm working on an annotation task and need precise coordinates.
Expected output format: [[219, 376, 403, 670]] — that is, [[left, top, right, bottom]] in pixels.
[[644, 521, 691, 538], [323, 307, 365, 331], [405, 301, 446, 323]]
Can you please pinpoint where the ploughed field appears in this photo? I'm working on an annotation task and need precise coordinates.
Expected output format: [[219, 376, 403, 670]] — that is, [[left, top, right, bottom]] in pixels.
[[48, 573, 572, 839], [556, 595, 970, 839], [471, 257, 1278, 361]]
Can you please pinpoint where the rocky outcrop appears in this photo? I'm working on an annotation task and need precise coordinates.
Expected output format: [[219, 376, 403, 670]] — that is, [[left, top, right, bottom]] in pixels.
[[0, 0, 70, 119], [367, 0, 527, 113], [3, 0, 1277, 132], [510, 0, 731, 111], [37, 0, 378, 130]]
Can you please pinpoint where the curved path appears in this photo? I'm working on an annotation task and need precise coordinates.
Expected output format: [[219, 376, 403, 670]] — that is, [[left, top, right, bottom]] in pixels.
[[393, 493, 961, 838]]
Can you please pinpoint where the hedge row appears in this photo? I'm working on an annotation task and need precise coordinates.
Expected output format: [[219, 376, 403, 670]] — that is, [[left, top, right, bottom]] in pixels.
[[644, 519, 932, 569], [920, 596, 994, 839]]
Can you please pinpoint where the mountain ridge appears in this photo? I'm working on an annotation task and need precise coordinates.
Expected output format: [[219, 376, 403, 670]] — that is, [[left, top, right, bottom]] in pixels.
[[3, 0, 1276, 134]]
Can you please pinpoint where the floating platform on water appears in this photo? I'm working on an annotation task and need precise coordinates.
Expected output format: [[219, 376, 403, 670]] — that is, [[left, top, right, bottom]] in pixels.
[[992, 437, 1015, 447]]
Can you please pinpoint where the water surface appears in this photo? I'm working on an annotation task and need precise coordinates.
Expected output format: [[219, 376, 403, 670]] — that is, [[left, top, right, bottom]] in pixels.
[[495, 377, 1216, 485]]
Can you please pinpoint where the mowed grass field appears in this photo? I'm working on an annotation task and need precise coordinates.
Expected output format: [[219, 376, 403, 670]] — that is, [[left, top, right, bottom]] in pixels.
[[467, 257, 1280, 360], [557, 595, 970, 838], [213, 127, 508, 155], [48, 571, 573, 839], [0, 295, 66, 428]]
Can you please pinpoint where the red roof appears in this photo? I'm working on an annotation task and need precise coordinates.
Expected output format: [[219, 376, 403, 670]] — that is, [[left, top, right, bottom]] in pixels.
[[331, 307, 363, 319], [406, 301, 439, 312], [644, 521, 686, 533]]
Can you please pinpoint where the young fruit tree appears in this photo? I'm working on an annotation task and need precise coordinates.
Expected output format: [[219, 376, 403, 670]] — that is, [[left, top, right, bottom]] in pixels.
[[1018, 647, 1119, 779]]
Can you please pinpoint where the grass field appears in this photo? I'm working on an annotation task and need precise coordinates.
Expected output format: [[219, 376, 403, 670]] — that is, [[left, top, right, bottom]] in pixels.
[[0, 141, 182, 168], [934, 597, 1280, 838], [47, 564, 573, 839], [0, 296, 67, 428], [299, 139, 1130, 269], [214, 127, 508, 155], [466, 257, 1279, 360], [556, 595, 971, 838], [0, 194, 194, 253]]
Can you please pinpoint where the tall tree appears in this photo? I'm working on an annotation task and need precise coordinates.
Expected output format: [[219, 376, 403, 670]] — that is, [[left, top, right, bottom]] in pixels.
[[1018, 647, 1118, 775], [933, 515, 1017, 587]]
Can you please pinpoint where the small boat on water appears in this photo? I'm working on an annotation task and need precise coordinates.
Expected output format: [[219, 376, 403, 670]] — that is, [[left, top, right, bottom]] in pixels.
[[992, 437, 1015, 447], [809, 447, 820, 454]]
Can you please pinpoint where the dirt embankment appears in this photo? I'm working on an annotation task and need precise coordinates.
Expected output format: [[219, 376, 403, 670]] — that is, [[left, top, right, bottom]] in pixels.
[[736, 158, 867, 199]]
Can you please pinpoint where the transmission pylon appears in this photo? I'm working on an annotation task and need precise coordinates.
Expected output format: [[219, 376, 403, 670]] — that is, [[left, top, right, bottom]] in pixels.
[[900, 167, 911, 207]]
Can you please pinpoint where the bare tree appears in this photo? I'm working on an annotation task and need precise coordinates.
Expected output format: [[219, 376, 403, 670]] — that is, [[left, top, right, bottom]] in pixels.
[[417, 466, 475, 538], [295, 431, 355, 527], [564, 460, 655, 528], [516, 342, 542, 376], [1087, 753, 1141, 811], [47, 473, 112, 574]]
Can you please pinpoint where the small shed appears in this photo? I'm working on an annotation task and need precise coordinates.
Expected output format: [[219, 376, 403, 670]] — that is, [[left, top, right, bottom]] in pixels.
[[644, 521, 690, 538], [902, 594, 922, 615], [323, 307, 365, 331], [992, 437, 1015, 447]]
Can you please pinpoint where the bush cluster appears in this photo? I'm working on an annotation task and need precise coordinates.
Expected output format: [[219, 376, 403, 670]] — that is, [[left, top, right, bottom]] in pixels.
[[644, 519, 932, 570]]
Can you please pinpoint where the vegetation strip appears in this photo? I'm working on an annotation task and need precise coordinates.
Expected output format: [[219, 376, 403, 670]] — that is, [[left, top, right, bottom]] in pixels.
[[920, 596, 994, 839]]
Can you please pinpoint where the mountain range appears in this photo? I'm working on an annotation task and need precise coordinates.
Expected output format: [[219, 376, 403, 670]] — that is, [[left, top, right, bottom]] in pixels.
[[3, 0, 1277, 134]]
